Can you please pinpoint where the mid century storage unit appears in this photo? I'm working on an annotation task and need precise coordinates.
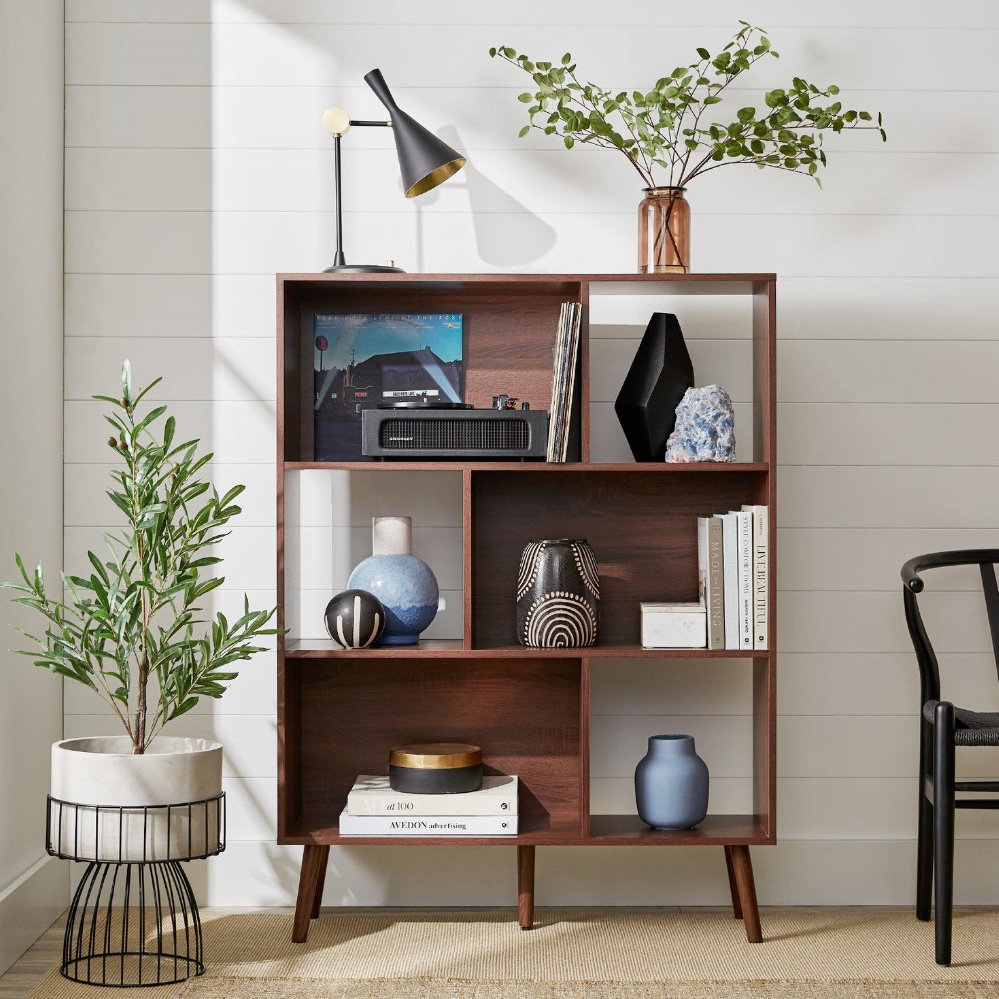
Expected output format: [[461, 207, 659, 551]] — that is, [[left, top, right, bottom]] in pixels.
[[277, 273, 777, 943]]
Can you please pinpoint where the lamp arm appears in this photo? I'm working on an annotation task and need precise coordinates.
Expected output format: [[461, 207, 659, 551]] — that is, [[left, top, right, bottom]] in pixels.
[[349, 119, 392, 128]]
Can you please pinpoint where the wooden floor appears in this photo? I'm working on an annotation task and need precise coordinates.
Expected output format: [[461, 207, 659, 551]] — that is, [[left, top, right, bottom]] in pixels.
[[0, 914, 65, 999]]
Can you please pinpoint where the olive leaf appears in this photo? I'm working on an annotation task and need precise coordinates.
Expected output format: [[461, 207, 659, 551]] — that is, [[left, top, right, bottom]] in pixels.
[[3, 362, 279, 754]]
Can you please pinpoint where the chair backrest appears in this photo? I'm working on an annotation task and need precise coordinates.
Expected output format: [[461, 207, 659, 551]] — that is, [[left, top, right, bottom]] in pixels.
[[902, 549, 999, 707]]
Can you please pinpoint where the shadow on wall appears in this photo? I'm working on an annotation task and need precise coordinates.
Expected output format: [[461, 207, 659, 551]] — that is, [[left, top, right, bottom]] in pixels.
[[412, 125, 556, 269]]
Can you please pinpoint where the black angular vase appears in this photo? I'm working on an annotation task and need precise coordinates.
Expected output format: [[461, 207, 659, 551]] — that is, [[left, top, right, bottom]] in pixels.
[[614, 313, 694, 462], [516, 539, 600, 648]]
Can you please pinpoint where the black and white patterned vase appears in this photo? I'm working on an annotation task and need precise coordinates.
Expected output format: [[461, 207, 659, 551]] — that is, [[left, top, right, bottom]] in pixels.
[[516, 539, 600, 648]]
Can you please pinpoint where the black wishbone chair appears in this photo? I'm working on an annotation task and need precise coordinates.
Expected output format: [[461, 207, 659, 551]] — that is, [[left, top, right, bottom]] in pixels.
[[902, 550, 999, 966]]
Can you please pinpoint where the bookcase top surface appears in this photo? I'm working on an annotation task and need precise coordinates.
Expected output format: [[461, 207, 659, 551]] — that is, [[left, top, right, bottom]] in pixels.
[[277, 271, 776, 285]]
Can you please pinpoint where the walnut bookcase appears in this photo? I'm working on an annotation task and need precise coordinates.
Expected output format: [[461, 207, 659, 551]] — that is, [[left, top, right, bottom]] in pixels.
[[277, 273, 777, 943]]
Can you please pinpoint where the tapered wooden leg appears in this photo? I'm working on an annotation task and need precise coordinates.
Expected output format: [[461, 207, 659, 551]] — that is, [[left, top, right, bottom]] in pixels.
[[518, 845, 535, 930], [293, 845, 328, 943], [724, 846, 743, 920], [728, 845, 762, 943], [311, 846, 330, 919]]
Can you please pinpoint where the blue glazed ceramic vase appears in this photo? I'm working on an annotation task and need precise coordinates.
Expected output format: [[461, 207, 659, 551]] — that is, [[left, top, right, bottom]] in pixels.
[[347, 516, 439, 646], [634, 734, 709, 830]]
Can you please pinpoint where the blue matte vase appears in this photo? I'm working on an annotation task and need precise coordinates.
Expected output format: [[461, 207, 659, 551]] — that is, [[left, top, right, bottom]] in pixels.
[[347, 516, 439, 646], [634, 734, 709, 830]]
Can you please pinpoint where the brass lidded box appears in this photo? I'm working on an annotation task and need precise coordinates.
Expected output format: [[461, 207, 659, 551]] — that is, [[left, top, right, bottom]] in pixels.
[[388, 743, 483, 794]]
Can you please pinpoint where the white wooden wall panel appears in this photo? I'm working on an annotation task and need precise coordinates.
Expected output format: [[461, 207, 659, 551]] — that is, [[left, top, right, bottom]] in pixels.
[[66, 211, 998, 276], [65, 23, 997, 90], [64, 0, 999, 905], [63, 0, 999, 29], [65, 83, 999, 155], [64, 273, 999, 340], [65, 148, 999, 217]]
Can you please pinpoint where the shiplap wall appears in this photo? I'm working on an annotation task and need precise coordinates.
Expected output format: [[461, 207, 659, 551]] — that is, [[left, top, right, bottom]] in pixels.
[[63, 0, 999, 906], [0, 0, 67, 972]]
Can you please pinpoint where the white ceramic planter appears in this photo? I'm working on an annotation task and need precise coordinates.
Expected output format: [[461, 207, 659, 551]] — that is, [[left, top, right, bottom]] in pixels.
[[49, 736, 223, 862]]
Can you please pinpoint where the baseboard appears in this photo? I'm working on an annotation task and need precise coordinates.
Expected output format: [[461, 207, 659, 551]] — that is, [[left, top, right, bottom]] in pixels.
[[0, 855, 67, 975]]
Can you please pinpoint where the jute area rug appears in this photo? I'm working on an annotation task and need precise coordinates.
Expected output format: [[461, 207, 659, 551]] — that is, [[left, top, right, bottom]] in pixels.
[[25, 908, 999, 998]]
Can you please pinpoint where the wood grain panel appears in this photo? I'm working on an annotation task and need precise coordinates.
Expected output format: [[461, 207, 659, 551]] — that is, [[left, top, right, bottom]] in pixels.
[[293, 658, 582, 831], [471, 469, 769, 647], [279, 278, 583, 461]]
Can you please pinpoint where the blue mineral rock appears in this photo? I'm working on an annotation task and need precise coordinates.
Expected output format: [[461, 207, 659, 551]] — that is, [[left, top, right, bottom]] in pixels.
[[665, 385, 737, 462]]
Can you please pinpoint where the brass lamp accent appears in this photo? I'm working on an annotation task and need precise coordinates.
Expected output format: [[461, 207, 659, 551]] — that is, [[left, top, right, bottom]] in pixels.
[[322, 68, 467, 273]]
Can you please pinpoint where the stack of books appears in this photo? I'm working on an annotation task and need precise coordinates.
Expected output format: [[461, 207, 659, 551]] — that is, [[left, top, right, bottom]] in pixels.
[[546, 302, 582, 462], [339, 775, 519, 837], [698, 505, 770, 651]]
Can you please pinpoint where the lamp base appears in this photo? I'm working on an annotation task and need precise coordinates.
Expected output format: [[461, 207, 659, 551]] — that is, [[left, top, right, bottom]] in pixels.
[[322, 262, 405, 273]]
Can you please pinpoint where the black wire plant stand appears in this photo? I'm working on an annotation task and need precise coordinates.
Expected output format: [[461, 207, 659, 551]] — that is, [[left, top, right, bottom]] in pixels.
[[46, 793, 225, 987]]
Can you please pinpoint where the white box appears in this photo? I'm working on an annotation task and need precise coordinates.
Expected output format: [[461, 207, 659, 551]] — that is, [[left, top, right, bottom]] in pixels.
[[640, 601, 707, 649]]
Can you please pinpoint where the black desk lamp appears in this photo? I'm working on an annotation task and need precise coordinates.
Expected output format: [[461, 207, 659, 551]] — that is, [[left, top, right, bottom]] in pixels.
[[322, 68, 467, 273]]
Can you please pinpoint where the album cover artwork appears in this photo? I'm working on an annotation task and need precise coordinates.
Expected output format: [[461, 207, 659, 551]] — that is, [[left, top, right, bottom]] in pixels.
[[313, 313, 464, 461]]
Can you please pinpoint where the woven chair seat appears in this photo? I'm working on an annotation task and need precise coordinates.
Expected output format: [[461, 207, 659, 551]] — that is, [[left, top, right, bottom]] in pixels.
[[923, 700, 999, 746]]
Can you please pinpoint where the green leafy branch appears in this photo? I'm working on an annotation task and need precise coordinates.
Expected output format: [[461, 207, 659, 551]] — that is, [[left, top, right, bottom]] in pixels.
[[4, 362, 278, 753], [490, 21, 885, 189]]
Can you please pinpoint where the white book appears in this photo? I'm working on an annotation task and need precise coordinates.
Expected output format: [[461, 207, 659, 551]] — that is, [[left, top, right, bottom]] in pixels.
[[347, 775, 519, 816], [716, 513, 740, 651], [731, 510, 754, 651], [742, 504, 769, 650], [338, 809, 518, 837], [697, 516, 724, 649]]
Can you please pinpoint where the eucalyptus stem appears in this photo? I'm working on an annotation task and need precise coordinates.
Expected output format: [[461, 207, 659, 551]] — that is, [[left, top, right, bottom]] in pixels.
[[490, 22, 885, 192]]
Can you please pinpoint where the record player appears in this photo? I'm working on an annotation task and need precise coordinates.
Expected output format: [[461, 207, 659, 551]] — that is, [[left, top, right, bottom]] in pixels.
[[361, 396, 548, 459]]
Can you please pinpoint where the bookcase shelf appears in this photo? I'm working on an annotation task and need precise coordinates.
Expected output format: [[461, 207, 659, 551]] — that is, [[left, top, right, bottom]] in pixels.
[[286, 639, 763, 660], [277, 272, 776, 942], [283, 813, 770, 848], [284, 461, 769, 473]]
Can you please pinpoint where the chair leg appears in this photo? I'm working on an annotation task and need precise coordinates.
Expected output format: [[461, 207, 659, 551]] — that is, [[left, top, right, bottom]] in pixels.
[[916, 722, 933, 921], [933, 702, 955, 966]]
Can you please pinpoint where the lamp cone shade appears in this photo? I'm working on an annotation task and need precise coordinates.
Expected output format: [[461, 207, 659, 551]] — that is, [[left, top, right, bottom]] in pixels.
[[364, 68, 466, 198]]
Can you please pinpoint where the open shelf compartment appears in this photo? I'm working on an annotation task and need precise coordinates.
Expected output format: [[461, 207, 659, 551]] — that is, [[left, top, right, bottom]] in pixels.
[[470, 467, 769, 650], [279, 657, 585, 844], [279, 275, 586, 465]]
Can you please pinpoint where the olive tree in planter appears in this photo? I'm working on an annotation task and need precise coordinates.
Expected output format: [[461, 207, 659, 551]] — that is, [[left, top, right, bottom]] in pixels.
[[4, 362, 277, 861], [490, 21, 886, 272]]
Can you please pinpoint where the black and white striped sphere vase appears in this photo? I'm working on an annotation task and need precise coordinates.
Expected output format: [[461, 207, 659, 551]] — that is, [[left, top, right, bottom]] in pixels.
[[324, 589, 386, 649], [516, 538, 600, 648]]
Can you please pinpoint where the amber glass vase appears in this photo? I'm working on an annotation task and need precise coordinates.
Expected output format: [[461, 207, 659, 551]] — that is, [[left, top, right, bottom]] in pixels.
[[638, 187, 690, 273]]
